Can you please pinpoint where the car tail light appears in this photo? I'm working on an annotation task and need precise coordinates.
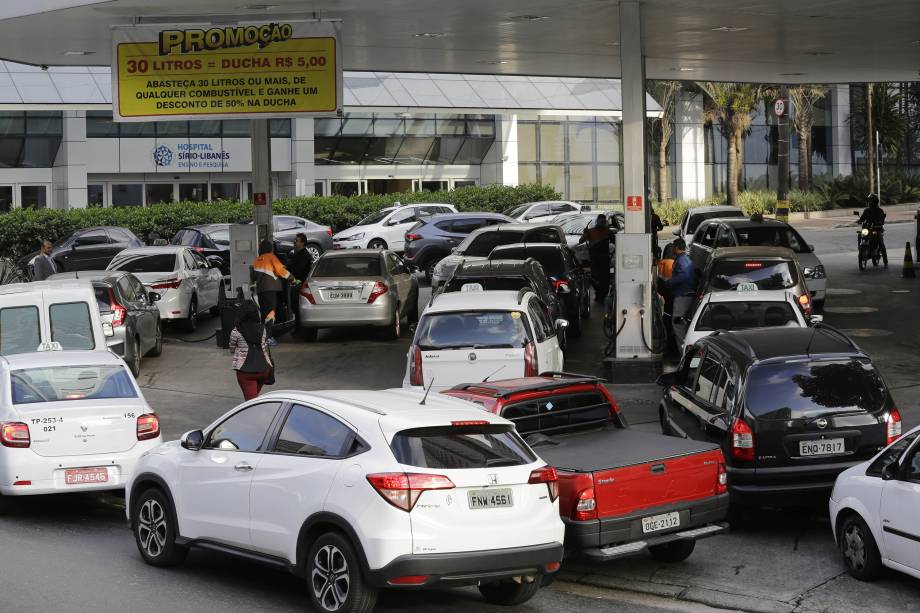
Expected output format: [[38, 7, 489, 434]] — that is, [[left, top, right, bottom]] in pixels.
[[300, 281, 316, 304], [405, 233, 423, 242], [887, 408, 902, 445], [194, 247, 205, 253], [409, 345, 423, 386], [552, 279, 570, 292], [107, 288, 127, 327], [573, 487, 597, 521], [325, 227, 333, 237], [545, 562, 561, 573], [388, 576, 430, 586], [451, 420, 490, 426], [367, 281, 388, 304], [524, 342, 538, 377], [717, 461, 728, 495], [136, 413, 160, 441], [744, 262, 763, 269], [366, 472, 455, 512], [529, 466, 559, 502], [730, 418, 755, 461], [797, 293, 812, 316], [150, 277, 181, 290], [0, 422, 30, 448]]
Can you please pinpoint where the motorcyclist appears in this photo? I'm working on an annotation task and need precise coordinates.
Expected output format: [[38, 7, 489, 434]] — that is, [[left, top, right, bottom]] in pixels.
[[857, 193, 887, 264]]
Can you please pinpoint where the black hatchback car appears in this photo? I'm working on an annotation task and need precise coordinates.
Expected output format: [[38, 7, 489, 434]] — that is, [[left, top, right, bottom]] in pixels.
[[18, 226, 143, 275], [658, 325, 900, 508], [489, 243, 590, 336]]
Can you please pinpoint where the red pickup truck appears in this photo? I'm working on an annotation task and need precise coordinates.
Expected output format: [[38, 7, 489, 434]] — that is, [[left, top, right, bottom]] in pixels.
[[442, 373, 729, 562]]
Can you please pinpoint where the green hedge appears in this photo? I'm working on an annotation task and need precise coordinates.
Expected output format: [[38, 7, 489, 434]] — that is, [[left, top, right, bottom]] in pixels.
[[0, 184, 559, 261], [654, 189, 838, 225]]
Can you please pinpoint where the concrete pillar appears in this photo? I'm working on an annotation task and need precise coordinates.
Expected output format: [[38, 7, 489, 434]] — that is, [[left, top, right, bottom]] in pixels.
[[674, 91, 706, 201], [251, 118, 272, 242], [52, 110, 88, 209], [619, 1, 648, 234], [481, 114, 519, 186], [279, 117, 316, 197], [829, 85, 853, 177]]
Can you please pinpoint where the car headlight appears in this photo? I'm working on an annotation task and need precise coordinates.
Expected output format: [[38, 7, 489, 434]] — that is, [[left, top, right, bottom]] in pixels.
[[338, 233, 364, 241], [861, 228, 870, 236], [803, 265, 826, 279]]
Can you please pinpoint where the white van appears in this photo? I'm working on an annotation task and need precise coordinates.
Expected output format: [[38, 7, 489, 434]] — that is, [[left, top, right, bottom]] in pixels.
[[0, 281, 108, 355]]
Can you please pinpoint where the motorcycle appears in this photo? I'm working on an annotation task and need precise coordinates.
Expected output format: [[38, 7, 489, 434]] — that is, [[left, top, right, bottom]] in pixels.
[[855, 219, 886, 270]]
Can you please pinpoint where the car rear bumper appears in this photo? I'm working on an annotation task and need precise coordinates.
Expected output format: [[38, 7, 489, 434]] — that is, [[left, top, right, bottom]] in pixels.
[[727, 461, 861, 505], [366, 542, 563, 588], [298, 300, 394, 328], [564, 494, 729, 560]]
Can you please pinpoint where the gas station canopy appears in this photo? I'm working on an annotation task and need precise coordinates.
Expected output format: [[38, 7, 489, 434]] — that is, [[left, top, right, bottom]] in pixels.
[[2, 0, 919, 84]]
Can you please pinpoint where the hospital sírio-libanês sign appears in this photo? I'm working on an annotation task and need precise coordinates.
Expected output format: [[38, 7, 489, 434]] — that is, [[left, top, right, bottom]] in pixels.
[[112, 21, 342, 121]]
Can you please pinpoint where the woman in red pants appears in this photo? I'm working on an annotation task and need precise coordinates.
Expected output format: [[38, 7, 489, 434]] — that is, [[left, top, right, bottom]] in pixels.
[[228, 300, 273, 400]]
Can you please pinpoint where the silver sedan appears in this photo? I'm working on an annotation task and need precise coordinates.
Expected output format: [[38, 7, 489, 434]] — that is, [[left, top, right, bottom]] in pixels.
[[298, 249, 419, 341]]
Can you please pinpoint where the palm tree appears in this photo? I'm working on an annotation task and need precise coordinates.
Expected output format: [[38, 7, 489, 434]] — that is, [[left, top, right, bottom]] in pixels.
[[647, 80, 681, 202], [849, 83, 909, 194], [698, 82, 765, 206], [789, 85, 829, 189]]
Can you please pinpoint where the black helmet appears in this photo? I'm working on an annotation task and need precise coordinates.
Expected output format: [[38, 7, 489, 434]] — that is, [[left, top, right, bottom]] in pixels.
[[867, 193, 880, 207]]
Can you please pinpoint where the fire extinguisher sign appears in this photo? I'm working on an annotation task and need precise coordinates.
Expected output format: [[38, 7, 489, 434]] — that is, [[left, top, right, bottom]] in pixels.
[[626, 195, 643, 212]]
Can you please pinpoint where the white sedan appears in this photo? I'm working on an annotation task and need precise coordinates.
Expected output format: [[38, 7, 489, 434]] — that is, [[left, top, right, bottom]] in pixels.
[[0, 348, 161, 509], [108, 246, 223, 332], [673, 289, 813, 355], [829, 424, 920, 582]]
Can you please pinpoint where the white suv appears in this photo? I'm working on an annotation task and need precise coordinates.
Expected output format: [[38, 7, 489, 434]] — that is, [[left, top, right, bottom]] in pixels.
[[405, 289, 566, 391], [333, 204, 457, 252], [127, 389, 564, 613]]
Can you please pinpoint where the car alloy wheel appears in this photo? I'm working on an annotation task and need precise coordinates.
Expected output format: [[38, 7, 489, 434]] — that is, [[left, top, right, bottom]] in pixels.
[[312, 544, 350, 612], [843, 524, 867, 572], [307, 244, 322, 260], [137, 499, 168, 559]]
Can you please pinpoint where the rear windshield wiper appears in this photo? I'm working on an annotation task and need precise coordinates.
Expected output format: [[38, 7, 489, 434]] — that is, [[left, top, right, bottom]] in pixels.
[[484, 458, 522, 467]]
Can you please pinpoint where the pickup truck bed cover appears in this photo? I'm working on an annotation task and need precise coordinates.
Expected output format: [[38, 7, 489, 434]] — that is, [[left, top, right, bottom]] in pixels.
[[532, 427, 720, 473]]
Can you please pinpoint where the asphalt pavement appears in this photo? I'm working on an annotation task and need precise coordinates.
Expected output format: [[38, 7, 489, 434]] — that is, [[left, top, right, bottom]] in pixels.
[[1, 221, 919, 612]]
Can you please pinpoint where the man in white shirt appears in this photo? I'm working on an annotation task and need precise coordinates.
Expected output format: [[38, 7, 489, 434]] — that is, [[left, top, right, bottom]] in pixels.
[[32, 239, 57, 281]]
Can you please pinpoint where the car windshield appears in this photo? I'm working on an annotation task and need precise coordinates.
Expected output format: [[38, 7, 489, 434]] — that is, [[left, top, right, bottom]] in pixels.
[[11, 365, 137, 405], [708, 260, 798, 291], [734, 226, 808, 253], [355, 209, 393, 226], [391, 424, 536, 469], [444, 276, 531, 293], [462, 231, 526, 257], [312, 256, 380, 278], [686, 209, 744, 234], [695, 301, 798, 331], [493, 248, 565, 275], [207, 228, 230, 246], [109, 253, 178, 273], [172, 230, 201, 246], [745, 358, 887, 420], [415, 311, 530, 349], [504, 204, 530, 218]]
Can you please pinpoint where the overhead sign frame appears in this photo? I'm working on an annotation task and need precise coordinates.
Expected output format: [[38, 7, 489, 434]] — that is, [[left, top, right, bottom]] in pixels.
[[111, 19, 342, 122]]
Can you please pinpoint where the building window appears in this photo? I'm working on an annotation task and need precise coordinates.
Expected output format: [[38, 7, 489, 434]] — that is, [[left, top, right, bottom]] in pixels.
[[314, 182, 324, 196], [112, 184, 143, 207], [0, 186, 12, 212], [21, 185, 47, 209], [331, 181, 360, 197], [146, 184, 174, 205], [87, 184, 104, 207], [179, 183, 208, 202], [454, 180, 476, 189], [211, 183, 240, 200], [86, 111, 119, 138], [420, 180, 448, 192], [0, 112, 62, 168], [156, 121, 188, 138]]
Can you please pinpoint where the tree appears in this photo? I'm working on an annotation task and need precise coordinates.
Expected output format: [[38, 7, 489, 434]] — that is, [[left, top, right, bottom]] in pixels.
[[698, 83, 765, 206], [850, 83, 909, 195], [647, 80, 681, 202], [789, 85, 829, 190]]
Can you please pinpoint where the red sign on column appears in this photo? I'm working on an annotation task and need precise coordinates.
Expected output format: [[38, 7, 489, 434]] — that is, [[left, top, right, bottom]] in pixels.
[[253, 192, 268, 206], [626, 195, 643, 212]]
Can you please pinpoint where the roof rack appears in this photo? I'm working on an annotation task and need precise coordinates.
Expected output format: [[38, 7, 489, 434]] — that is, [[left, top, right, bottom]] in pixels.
[[449, 373, 603, 398], [811, 322, 860, 351]]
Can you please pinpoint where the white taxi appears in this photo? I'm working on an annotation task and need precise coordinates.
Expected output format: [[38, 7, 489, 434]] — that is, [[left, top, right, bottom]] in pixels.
[[404, 289, 566, 391], [0, 347, 160, 509]]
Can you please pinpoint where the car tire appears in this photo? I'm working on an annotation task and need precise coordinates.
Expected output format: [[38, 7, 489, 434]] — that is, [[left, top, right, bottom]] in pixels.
[[127, 335, 141, 377], [307, 532, 377, 613], [183, 297, 198, 333], [147, 322, 163, 357], [840, 514, 883, 581], [301, 327, 318, 342], [384, 308, 401, 340], [133, 488, 188, 568], [478, 579, 541, 606], [367, 239, 387, 250], [306, 243, 323, 261], [648, 539, 696, 563]]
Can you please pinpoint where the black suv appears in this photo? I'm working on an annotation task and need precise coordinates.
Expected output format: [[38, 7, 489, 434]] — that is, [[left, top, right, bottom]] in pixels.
[[489, 243, 590, 337], [442, 258, 563, 321], [658, 325, 900, 507]]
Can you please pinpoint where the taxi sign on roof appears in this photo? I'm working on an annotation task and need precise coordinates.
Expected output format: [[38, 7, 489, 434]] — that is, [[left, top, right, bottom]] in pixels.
[[111, 20, 342, 121]]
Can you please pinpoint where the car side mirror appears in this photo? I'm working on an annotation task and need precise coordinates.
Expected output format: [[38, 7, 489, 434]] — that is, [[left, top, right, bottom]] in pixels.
[[881, 462, 899, 481], [656, 372, 677, 387], [148, 291, 161, 302], [672, 228, 681, 237], [181, 430, 204, 451], [554, 318, 569, 331], [206, 255, 224, 269], [807, 244, 815, 253]]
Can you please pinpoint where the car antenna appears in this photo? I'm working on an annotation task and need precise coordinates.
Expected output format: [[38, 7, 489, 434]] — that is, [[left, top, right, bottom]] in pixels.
[[482, 365, 506, 382], [419, 377, 436, 405]]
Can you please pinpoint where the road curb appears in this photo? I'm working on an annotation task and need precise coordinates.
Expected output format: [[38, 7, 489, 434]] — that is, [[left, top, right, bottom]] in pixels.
[[558, 570, 798, 613]]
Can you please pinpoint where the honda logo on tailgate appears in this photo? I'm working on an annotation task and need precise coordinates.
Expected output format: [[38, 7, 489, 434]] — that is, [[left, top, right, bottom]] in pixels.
[[488, 474, 498, 485], [468, 352, 477, 362]]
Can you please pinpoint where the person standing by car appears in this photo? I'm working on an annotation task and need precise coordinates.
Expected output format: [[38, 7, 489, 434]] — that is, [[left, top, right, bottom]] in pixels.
[[252, 240, 295, 345], [285, 233, 313, 281], [228, 300, 273, 400], [32, 239, 57, 281], [581, 214, 612, 303], [660, 238, 695, 317]]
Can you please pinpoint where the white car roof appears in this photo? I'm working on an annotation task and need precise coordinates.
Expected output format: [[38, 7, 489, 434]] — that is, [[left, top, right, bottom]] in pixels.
[[700, 289, 794, 304], [687, 205, 743, 215], [0, 350, 125, 370], [115, 246, 188, 255], [0, 279, 95, 296], [427, 290, 530, 313]]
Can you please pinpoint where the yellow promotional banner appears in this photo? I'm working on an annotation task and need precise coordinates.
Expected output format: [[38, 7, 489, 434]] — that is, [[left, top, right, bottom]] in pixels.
[[111, 21, 342, 121]]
